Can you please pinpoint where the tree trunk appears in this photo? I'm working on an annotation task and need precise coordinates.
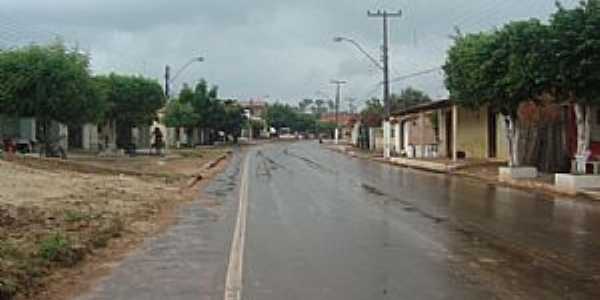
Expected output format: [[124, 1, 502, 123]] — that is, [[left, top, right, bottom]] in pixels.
[[574, 103, 591, 174], [504, 115, 520, 167]]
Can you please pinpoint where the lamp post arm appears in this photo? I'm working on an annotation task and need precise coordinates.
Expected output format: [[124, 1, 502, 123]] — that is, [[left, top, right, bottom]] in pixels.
[[343, 38, 384, 71], [171, 58, 201, 84]]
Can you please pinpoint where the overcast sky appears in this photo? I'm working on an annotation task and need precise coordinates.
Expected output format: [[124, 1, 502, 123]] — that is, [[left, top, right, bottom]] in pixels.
[[0, 0, 581, 108]]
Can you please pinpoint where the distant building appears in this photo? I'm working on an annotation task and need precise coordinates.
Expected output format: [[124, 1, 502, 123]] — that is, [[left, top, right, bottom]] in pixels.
[[239, 100, 267, 120], [239, 100, 269, 139], [319, 112, 359, 127], [320, 112, 359, 141]]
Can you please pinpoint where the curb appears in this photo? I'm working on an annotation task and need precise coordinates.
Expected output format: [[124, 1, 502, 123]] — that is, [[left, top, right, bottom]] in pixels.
[[187, 153, 232, 188], [325, 145, 592, 201]]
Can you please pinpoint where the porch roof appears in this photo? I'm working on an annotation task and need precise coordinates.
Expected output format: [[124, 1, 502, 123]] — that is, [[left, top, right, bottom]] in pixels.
[[391, 99, 451, 117]]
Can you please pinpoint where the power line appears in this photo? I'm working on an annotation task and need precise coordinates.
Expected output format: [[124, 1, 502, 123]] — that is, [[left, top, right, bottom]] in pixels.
[[389, 67, 442, 83]]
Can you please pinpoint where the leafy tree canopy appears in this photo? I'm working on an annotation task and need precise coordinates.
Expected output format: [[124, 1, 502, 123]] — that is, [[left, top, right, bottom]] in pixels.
[[94, 73, 165, 126], [444, 19, 551, 117], [263, 103, 319, 133], [0, 42, 105, 125], [549, 0, 600, 103], [163, 84, 200, 128], [360, 98, 384, 127], [390, 87, 432, 112]]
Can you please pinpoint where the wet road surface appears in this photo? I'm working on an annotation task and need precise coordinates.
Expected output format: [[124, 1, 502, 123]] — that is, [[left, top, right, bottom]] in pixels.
[[243, 142, 600, 299], [77, 142, 600, 299]]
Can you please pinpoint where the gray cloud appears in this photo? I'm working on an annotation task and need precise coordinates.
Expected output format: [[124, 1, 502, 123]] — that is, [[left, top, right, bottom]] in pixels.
[[0, 0, 582, 108]]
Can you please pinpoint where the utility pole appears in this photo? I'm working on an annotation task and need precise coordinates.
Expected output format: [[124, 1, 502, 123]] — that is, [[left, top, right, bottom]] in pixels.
[[164, 65, 171, 99], [368, 9, 402, 159], [331, 80, 347, 145]]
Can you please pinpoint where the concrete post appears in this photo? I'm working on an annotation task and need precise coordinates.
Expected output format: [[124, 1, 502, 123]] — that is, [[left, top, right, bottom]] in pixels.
[[394, 122, 401, 155], [82, 123, 99, 151], [438, 109, 447, 158], [419, 112, 426, 158], [452, 105, 459, 161], [383, 120, 391, 159]]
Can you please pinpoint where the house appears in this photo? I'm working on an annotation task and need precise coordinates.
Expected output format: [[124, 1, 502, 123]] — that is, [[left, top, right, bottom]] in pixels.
[[390, 100, 509, 161], [240, 100, 267, 119], [320, 112, 359, 141], [240, 100, 269, 139], [1, 114, 99, 152]]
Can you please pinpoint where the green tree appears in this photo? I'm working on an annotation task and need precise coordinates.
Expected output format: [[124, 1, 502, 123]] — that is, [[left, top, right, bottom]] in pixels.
[[291, 113, 318, 133], [549, 0, 600, 172], [187, 79, 222, 143], [263, 103, 297, 131], [444, 20, 551, 167], [390, 87, 432, 112], [360, 98, 384, 127], [216, 100, 245, 143], [94, 73, 165, 148], [263, 103, 318, 134], [163, 85, 200, 129], [0, 43, 105, 152]]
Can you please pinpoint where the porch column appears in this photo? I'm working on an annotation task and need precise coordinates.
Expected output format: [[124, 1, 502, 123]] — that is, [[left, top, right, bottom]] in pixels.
[[394, 122, 401, 155], [452, 105, 459, 161], [419, 112, 426, 158], [82, 123, 99, 151], [438, 109, 447, 158], [383, 120, 391, 158]]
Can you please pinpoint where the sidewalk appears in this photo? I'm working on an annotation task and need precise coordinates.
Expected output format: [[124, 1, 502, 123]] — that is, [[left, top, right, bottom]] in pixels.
[[326, 143, 596, 201]]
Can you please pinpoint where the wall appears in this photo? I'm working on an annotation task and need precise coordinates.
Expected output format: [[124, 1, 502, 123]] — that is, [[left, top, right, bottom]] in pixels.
[[392, 123, 401, 155], [82, 123, 99, 151], [0, 115, 20, 139], [369, 127, 383, 152], [496, 114, 510, 161], [455, 106, 489, 159], [405, 114, 436, 146]]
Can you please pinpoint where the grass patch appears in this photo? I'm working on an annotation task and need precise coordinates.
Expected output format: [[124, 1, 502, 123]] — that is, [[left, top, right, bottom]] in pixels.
[[0, 240, 41, 300], [38, 233, 83, 267]]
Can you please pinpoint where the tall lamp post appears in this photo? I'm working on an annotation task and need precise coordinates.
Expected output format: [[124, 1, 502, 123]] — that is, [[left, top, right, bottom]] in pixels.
[[165, 56, 204, 99], [163, 56, 204, 149]]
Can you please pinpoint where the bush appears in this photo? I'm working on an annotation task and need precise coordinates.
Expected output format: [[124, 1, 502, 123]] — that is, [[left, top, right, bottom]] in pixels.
[[38, 233, 82, 266]]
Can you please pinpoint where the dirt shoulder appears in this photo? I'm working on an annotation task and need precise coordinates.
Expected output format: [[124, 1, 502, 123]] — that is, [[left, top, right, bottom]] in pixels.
[[0, 147, 231, 300]]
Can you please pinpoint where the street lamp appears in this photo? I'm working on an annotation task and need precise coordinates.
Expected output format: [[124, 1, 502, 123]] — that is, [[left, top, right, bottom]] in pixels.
[[165, 56, 204, 99], [333, 36, 383, 71]]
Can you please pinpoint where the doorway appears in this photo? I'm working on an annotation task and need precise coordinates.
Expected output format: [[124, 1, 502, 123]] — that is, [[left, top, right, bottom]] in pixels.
[[446, 110, 453, 159], [488, 108, 497, 158]]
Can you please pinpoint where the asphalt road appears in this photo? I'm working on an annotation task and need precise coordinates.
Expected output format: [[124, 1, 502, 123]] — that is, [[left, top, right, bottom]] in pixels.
[[242, 142, 600, 299], [78, 141, 600, 300]]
